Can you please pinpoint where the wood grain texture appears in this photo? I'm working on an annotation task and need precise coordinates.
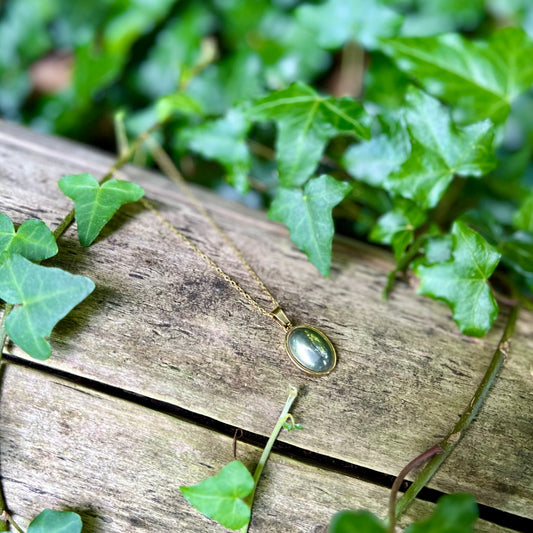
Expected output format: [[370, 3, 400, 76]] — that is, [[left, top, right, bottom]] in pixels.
[[0, 120, 532, 524], [0, 364, 511, 532]]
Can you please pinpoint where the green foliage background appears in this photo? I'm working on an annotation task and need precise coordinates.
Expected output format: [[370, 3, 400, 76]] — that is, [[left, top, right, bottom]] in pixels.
[[2, 0, 533, 336]]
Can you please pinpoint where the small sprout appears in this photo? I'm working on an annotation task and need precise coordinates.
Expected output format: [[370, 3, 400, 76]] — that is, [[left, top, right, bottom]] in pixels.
[[283, 414, 304, 431]]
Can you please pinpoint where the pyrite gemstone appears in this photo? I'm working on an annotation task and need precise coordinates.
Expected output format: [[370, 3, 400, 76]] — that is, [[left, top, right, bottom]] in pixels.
[[285, 325, 336, 375]]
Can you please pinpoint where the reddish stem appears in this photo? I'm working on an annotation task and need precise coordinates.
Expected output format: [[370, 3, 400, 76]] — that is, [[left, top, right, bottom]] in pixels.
[[387, 444, 444, 532]]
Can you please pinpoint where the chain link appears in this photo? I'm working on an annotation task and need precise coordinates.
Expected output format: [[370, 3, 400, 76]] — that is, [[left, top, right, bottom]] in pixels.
[[141, 139, 283, 322]]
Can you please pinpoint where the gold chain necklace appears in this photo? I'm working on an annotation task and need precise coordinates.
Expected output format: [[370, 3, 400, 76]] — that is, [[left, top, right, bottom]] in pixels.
[[140, 139, 336, 376]]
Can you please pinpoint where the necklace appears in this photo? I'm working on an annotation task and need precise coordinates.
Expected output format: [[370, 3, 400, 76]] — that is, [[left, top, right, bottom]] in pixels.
[[140, 140, 337, 377]]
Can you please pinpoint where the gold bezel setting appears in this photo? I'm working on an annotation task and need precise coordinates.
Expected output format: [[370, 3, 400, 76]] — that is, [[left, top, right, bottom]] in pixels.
[[285, 325, 337, 377]]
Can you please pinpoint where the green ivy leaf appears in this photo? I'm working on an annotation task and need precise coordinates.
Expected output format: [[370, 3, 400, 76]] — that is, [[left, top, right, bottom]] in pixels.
[[415, 221, 501, 336], [499, 232, 533, 283], [68, 0, 177, 104], [215, 2, 330, 86], [405, 493, 478, 533], [364, 53, 411, 109], [269, 175, 352, 276], [343, 113, 410, 188], [179, 109, 252, 193], [249, 82, 370, 187], [27, 509, 83, 533], [370, 199, 426, 259], [58, 174, 145, 247], [0, 213, 57, 262], [0, 254, 95, 359], [386, 88, 496, 208], [459, 208, 504, 247], [297, 0, 403, 50], [283, 421, 304, 431], [71, 1, 176, 103], [513, 194, 533, 232], [400, 0, 485, 36], [186, 51, 264, 116], [156, 92, 204, 122], [180, 460, 254, 530], [328, 510, 386, 533], [135, 4, 215, 99], [383, 27, 533, 124], [424, 234, 453, 264]]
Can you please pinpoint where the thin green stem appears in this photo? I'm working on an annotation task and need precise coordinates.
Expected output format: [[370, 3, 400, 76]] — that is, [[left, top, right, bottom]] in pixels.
[[0, 512, 23, 533], [431, 176, 466, 229], [394, 304, 520, 520], [0, 487, 8, 529], [113, 111, 129, 158], [383, 233, 428, 298], [0, 304, 12, 368], [241, 386, 299, 533], [52, 120, 163, 242]]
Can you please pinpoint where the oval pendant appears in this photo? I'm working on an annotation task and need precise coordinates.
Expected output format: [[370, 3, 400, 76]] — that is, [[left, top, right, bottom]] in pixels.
[[285, 325, 336, 376]]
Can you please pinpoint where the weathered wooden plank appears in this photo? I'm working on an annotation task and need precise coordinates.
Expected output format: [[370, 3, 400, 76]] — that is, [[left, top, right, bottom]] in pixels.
[[0, 120, 532, 520], [0, 363, 512, 532]]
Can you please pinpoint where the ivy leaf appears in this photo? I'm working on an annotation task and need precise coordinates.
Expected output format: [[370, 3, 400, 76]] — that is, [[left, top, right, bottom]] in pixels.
[[370, 199, 426, 259], [72, 43, 123, 104], [405, 493, 478, 533], [156, 92, 204, 122], [343, 113, 410, 188], [249, 82, 370, 187], [135, 4, 215, 99], [27, 509, 83, 533], [400, 0, 485, 36], [70, 1, 176, 102], [0, 213, 57, 262], [364, 53, 411, 109], [459, 208, 504, 246], [297, 0, 403, 50], [386, 88, 496, 209], [499, 232, 533, 284], [425, 234, 453, 264], [415, 221, 501, 336], [180, 460, 254, 530], [513, 194, 533, 232], [179, 109, 252, 193], [269, 175, 352, 276], [328, 510, 386, 533], [185, 50, 264, 116], [0, 254, 95, 359], [383, 27, 533, 124], [58, 174, 145, 247]]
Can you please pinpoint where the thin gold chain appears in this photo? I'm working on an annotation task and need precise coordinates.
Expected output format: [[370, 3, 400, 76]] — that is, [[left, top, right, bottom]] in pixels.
[[140, 138, 286, 324]]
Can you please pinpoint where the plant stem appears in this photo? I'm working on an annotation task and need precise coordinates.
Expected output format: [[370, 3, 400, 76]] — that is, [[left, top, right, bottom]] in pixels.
[[383, 233, 428, 298], [431, 176, 466, 229], [241, 386, 298, 533], [0, 489, 8, 530], [387, 445, 443, 533], [0, 304, 12, 368], [52, 120, 163, 241], [394, 304, 520, 520], [0, 512, 22, 533], [113, 111, 129, 158]]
